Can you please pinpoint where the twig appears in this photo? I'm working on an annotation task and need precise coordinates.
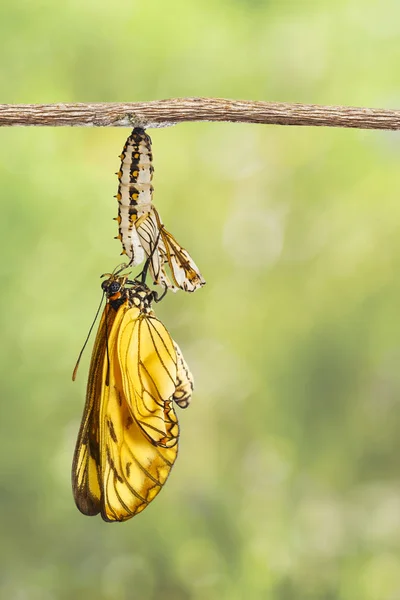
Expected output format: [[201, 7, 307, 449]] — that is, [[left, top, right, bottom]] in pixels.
[[0, 97, 399, 130]]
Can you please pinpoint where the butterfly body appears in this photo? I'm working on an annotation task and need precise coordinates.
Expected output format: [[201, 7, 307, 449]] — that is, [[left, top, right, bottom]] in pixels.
[[72, 275, 193, 522]]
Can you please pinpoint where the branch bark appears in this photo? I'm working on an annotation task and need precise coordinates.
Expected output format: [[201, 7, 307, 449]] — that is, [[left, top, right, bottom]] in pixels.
[[0, 97, 399, 130]]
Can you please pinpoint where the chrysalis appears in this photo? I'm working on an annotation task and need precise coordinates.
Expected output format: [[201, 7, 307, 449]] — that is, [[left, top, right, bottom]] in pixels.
[[115, 128, 205, 292]]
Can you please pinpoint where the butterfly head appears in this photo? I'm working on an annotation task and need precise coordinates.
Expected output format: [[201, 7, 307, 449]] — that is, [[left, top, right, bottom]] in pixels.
[[101, 275, 126, 301], [101, 274, 156, 313]]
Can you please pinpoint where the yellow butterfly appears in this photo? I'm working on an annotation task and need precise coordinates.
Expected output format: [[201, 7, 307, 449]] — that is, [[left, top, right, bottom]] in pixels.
[[115, 127, 205, 293], [72, 272, 193, 521]]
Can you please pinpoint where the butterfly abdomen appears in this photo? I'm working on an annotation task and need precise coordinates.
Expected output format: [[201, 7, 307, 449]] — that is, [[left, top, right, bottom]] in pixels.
[[116, 128, 154, 261]]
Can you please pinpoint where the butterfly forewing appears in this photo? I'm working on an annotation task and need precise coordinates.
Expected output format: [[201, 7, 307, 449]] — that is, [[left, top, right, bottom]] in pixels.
[[99, 315, 178, 521], [117, 307, 180, 447], [72, 305, 120, 517]]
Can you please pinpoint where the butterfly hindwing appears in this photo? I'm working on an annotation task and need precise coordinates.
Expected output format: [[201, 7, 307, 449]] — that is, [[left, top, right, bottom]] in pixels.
[[172, 341, 194, 409]]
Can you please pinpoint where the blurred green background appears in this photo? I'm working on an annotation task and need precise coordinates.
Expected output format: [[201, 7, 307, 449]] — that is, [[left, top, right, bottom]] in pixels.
[[1, 0, 400, 598]]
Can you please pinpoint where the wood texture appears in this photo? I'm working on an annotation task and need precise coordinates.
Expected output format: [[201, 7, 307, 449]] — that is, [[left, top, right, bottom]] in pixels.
[[0, 98, 399, 130]]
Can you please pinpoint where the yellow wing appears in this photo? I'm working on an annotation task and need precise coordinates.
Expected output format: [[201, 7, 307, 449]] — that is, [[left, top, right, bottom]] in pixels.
[[71, 305, 118, 517], [117, 307, 180, 447], [72, 299, 180, 522], [172, 341, 194, 409]]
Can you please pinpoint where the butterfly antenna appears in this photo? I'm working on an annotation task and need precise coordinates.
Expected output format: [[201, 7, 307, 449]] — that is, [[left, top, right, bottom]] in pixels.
[[72, 291, 105, 381], [112, 261, 131, 277]]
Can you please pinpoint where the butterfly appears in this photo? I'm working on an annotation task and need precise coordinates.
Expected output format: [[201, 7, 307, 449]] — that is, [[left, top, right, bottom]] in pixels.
[[115, 127, 205, 293], [72, 271, 193, 521]]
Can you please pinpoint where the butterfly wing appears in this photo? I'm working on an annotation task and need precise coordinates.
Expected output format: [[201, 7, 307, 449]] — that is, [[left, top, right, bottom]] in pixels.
[[172, 341, 194, 409], [100, 304, 179, 521], [71, 304, 119, 517], [73, 296, 183, 522], [117, 308, 180, 447], [100, 315, 178, 521]]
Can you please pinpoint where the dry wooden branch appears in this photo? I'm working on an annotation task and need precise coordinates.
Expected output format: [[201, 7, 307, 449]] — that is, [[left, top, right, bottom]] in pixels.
[[0, 97, 399, 130]]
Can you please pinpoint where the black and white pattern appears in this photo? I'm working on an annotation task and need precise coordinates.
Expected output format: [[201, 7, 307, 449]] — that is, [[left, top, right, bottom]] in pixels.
[[115, 128, 205, 293]]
